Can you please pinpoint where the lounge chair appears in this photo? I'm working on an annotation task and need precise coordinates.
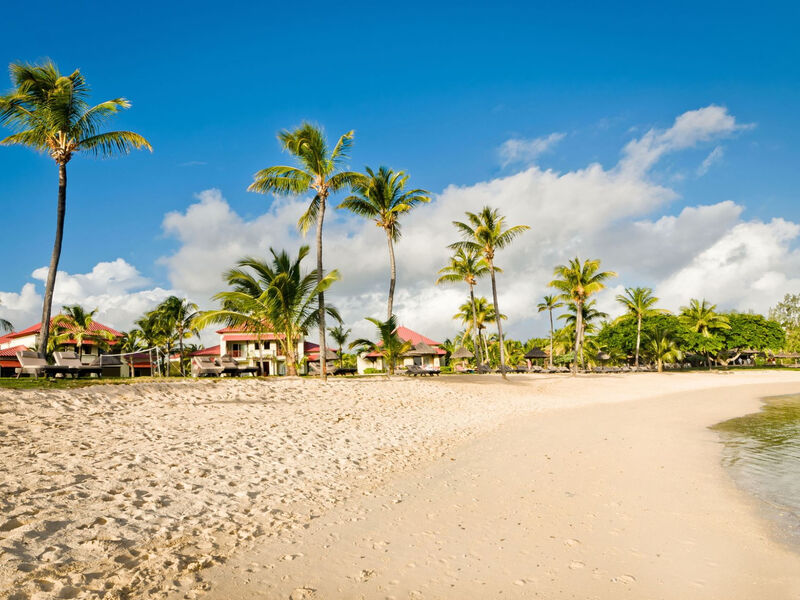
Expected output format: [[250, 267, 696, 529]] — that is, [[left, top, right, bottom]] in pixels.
[[308, 361, 339, 376], [405, 364, 439, 376], [476, 363, 492, 374], [53, 351, 102, 378], [218, 354, 258, 377], [192, 356, 224, 377], [15, 350, 71, 379]]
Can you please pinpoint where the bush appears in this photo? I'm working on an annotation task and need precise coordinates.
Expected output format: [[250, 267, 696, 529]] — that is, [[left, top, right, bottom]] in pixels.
[[440, 365, 453, 373], [363, 368, 385, 374]]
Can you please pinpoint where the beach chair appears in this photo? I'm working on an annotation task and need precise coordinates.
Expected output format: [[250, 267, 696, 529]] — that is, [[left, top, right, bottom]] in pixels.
[[218, 354, 258, 377], [476, 363, 492, 374], [15, 350, 71, 379], [53, 351, 102, 378], [191, 356, 224, 377]]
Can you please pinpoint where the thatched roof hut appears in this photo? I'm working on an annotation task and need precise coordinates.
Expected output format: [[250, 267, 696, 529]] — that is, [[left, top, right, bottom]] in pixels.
[[451, 346, 474, 359], [524, 347, 548, 359]]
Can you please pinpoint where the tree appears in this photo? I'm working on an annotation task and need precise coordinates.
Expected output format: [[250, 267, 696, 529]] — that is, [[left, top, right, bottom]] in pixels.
[[549, 258, 616, 374], [248, 123, 357, 380], [339, 166, 430, 318], [0, 300, 12, 333], [453, 296, 505, 365], [0, 61, 151, 354], [537, 295, 563, 369], [643, 328, 683, 373], [450, 207, 529, 377], [195, 246, 340, 376], [437, 248, 490, 363], [679, 299, 730, 369], [349, 315, 413, 375], [50, 305, 115, 359], [152, 297, 199, 377], [717, 313, 784, 361], [768, 293, 800, 331], [328, 324, 351, 369], [615, 287, 667, 367]]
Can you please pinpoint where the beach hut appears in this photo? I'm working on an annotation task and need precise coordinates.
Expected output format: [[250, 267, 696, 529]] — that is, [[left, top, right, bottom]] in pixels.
[[356, 326, 446, 374], [524, 347, 548, 369], [451, 346, 474, 372]]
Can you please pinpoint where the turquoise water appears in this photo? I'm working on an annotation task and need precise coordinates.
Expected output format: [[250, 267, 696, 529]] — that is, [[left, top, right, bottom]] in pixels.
[[712, 395, 800, 550]]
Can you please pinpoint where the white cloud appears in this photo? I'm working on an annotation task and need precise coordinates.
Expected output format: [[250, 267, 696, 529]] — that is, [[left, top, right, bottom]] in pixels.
[[696, 145, 724, 176], [498, 132, 566, 167]]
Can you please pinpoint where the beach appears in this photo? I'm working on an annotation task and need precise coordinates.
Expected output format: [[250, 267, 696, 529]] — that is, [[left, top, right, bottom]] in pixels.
[[2, 373, 800, 599]]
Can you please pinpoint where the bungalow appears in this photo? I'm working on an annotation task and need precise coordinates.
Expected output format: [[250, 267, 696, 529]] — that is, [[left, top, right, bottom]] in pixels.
[[356, 326, 446, 374], [215, 326, 322, 375]]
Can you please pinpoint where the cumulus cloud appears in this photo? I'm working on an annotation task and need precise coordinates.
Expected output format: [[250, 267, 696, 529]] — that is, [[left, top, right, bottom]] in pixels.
[[498, 132, 565, 167]]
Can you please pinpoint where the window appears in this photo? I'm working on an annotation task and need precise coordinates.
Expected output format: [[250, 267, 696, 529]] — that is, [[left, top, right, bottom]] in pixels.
[[230, 343, 242, 358]]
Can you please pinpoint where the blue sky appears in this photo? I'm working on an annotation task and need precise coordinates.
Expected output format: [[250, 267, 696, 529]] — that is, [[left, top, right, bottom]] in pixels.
[[1, 1, 799, 338]]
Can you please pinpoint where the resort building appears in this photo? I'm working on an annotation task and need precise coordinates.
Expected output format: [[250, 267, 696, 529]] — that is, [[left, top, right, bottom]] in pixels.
[[356, 326, 446, 374], [215, 326, 325, 375]]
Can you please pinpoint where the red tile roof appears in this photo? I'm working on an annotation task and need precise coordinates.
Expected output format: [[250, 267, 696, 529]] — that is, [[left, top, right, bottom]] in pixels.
[[191, 345, 220, 357], [222, 333, 285, 342], [363, 326, 445, 358], [0, 344, 26, 358], [5, 318, 123, 340]]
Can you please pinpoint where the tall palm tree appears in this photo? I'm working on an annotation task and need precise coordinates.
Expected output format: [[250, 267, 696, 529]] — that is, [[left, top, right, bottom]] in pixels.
[[350, 315, 413, 375], [152, 297, 200, 377], [436, 248, 490, 363], [0, 61, 151, 354], [449, 207, 529, 377], [537, 295, 563, 369], [644, 328, 683, 373], [51, 305, 115, 359], [328, 324, 351, 369], [679, 299, 730, 370], [195, 246, 340, 376], [453, 296, 505, 364], [615, 287, 667, 367], [339, 166, 430, 318], [549, 257, 616, 374], [248, 123, 357, 380]]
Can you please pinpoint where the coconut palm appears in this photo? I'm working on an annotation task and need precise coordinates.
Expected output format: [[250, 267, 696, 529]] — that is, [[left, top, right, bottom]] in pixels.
[[537, 295, 563, 369], [152, 297, 200, 377], [436, 248, 490, 363], [616, 287, 667, 367], [195, 246, 340, 377], [449, 207, 529, 377], [248, 123, 357, 380], [453, 296, 505, 365], [349, 315, 413, 375], [328, 324, 351, 369], [679, 299, 730, 369], [0, 61, 151, 354], [339, 166, 430, 318], [51, 305, 115, 359], [643, 328, 683, 373], [549, 258, 616, 374]]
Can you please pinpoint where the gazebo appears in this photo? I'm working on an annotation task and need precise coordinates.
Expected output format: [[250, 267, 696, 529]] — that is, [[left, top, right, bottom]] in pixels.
[[451, 346, 474, 360], [524, 347, 548, 369]]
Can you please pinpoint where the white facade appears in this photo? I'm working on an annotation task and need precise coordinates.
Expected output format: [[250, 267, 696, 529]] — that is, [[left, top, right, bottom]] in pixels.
[[220, 334, 309, 376]]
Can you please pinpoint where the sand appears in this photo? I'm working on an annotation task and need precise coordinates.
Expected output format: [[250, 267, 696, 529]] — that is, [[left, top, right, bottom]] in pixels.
[[2, 372, 800, 599]]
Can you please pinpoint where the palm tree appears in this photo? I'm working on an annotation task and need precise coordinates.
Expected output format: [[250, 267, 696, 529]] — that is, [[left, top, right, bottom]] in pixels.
[[436, 248, 490, 364], [50, 305, 115, 359], [349, 315, 413, 375], [644, 328, 683, 373], [449, 207, 529, 377], [615, 287, 667, 367], [339, 166, 430, 318], [195, 246, 340, 376], [248, 123, 357, 380], [679, 299, 730, 369], [119, 328, 145, 378], [0, 300, 12, 333], [152, 297, 200, 377], [549, 258, 616, 374], [537, 295, 563, 369], [453, 296, 505, 364], [0, 61, 151, 354], [328, 324, 351, 369]]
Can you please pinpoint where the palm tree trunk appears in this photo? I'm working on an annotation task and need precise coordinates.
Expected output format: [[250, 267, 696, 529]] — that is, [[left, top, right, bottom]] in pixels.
[[386, 232, 396, 320], [285, 339, 298, 376], [316, 195, 327, 381], [573, 301, 583, 375], [179, 327, 185, 377], [257, 332, 265, 376], [39, 162, 68, 354], [469, 284, 481, 363], [488, 261, 506, 379], [635, 315, 641, 367], [548, 308, 554, 369], [481, 330, 489, 364]]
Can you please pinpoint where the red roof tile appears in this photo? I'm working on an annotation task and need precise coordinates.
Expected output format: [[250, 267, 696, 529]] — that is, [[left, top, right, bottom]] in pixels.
[[363, 326, 444, 357], [0, 344, 26, 358], [6, 318, 123, 340], [191, 345, 220, 356]]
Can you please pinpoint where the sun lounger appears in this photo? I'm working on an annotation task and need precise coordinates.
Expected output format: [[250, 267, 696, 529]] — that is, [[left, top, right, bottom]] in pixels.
[[218, 354, 258, 376], [405, 364, 439, 376], [192, 356, 224, 377], [15, 350, 71, 379], [333, 367, 357, 376], [53, 351, 102, 378], [476, 363, 492, 374]]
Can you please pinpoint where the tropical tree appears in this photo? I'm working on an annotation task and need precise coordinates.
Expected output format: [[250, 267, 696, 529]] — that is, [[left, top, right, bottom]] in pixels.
[[679, 299, 730, 369], [549, 257, 617, 373], [194, 246, 340, 376], [349, 315, 413, 375], [560, 300, 608, 340], [339, 166, 430, 318], [328, 324, 351, 369], [643, 328, 683, 373], [436, 248, 490, 363], [151, 296, 200, 377], [615, 287, 667, 367], [0, 300, 12, 333], [0, 61, 151, 353], [248, 123, 357, 380], [50, 305, 115, 359], [449, 207, 529, 377], [537, 295, 563, 369], [453, 296, 505, 364]]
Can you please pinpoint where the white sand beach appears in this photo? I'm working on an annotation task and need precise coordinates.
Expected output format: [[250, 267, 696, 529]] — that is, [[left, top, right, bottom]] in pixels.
[[2, 372, 800, 599]]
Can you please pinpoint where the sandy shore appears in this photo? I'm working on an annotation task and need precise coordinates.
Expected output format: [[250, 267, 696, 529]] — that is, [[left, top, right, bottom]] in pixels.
[[2, 372, 800, 599]]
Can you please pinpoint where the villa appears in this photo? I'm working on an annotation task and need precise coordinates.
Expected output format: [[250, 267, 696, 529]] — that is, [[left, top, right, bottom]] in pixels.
[[214, 326, 330, 375], [356, 326, 446, 374]]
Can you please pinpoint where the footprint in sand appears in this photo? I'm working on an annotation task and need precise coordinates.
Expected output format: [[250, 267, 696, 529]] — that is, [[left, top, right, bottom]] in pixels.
[[611, 574, 636, 584], [289, 587, 317, 600], [569, 561, 585, 570]]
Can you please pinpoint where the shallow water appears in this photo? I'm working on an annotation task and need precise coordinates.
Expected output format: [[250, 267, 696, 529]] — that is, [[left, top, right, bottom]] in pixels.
[[712, 395, 800, 550]]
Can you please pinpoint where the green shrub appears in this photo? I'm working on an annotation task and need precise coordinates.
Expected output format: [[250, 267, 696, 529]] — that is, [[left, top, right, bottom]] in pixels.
[[363, 368, 386, 374]]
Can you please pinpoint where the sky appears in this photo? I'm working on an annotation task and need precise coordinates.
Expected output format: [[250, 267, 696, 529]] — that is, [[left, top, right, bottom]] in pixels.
[[1, 1, 799, 343]]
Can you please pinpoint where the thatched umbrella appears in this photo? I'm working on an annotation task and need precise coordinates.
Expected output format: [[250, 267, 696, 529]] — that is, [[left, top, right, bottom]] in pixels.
[[524, 347, 548, 360], [451, 346, 474, 360]]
